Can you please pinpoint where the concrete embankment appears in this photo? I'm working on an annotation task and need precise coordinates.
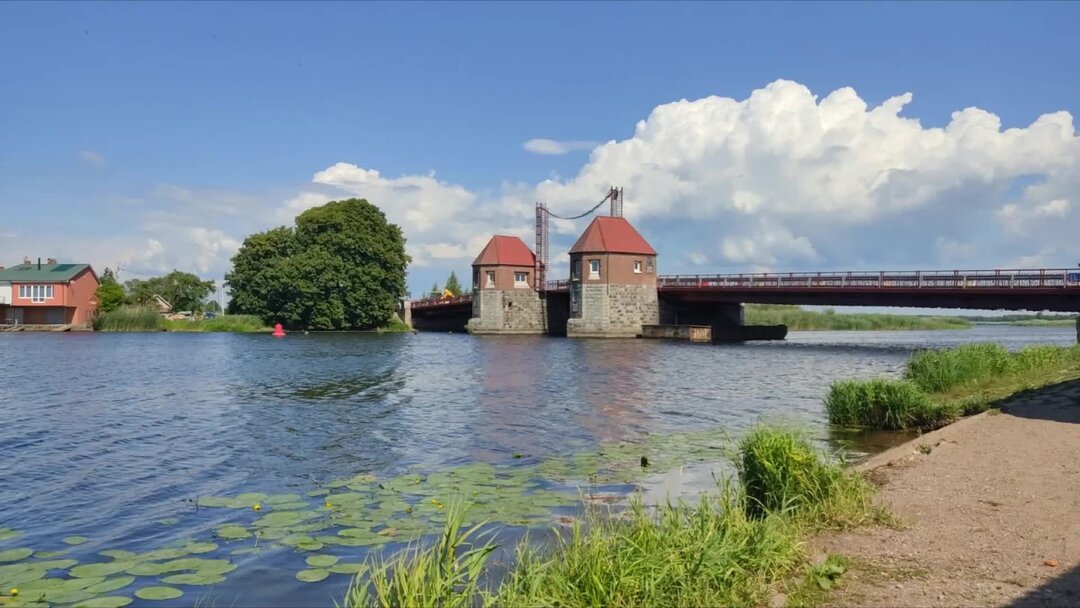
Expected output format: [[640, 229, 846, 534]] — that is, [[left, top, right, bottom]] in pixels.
[[816, 379, 1080, 607]]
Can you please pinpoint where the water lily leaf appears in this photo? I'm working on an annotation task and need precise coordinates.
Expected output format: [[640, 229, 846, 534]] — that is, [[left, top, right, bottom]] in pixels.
[[268, 502, 310, 511], [137, 548, 189, 561], [254, 528, 286, 541], [336, 528, 372, 538], [195, 496, 235, 508], [0, 548, 33, 563], [307, 489, 331, 497], [62, 536, 89, 546], [253, 512, 304, 528], [159, 558, 233, 575], [295, 541, 324, 552], [73, 596, 134, 608], [156, 518, 179, 526], [98, 550, 136, 561], [134, 586, 183, 600], [32, 559, 78, 571], [160, 572, 226, 586], [287, 522, 330, 534], [84, 575, 135, 594], [324, 492, 368, 505], [126, 563, 168, 576], [183, 542, 217, 555], [295, 569, 329, 583], [235, 493, 267, 504], [264, 494, 304, 505], [305, 555, 338, 568], [70, 562, 132, 578], [0, 528, 20, 542], [214, 526, 250, 540], [32, 550, 66, 559], [39, 590, 95, 605], [278, 534, 315, 547], [328, 563, 366, 575]]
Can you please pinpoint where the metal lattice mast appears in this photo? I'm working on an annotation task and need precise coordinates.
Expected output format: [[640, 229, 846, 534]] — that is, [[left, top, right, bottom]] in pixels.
[[609, 186, 623, 217], [535, 201, 549, 291]]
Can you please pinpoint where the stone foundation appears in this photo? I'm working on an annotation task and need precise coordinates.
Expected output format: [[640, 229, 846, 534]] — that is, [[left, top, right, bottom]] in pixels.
[[467, 289, 546, 334], [567, 284, 659, 338]]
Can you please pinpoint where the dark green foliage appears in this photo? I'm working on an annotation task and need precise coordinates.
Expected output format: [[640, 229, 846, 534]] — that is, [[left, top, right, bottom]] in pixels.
[[443, 271, 462, 296], [225, 199, 410, 330], [824, 379, 950, 430], [125, 271, 215, 313], [94, 267, 127, 313]]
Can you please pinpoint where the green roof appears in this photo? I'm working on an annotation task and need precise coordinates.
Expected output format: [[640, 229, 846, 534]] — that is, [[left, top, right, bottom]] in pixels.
[[0, 263, 94, 282]]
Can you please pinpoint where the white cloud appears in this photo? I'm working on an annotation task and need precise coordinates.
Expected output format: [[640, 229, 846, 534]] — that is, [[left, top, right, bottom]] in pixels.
[[79, 150, 106, 167], [523, 138, 599, 155]]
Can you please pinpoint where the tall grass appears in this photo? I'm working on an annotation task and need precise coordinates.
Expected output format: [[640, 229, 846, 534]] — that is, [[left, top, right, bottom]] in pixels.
[[744, 304, 971, 331], [826, 343, 1080, 430], [92, 306, 163, 332], [824, 379, 948, 430], [162, 315, 267, 332], [343, 427, 882, 608]]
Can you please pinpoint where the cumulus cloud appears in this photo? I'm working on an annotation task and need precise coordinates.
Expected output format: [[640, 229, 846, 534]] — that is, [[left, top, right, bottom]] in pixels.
[[79, 150, 106, 167], [12, 79, 1080, 292], [523, 138, 599, 155]]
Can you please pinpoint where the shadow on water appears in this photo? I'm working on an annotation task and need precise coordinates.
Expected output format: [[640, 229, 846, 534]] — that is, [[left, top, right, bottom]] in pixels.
[[999, 378, 1080, 425], [1008, 564, 1080, 607]]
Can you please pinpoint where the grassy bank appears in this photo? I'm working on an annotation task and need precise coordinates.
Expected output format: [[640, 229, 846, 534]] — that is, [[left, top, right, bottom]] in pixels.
[[93, 306, 268, 332], [345, 427, 884, 608], [826, 343, 1080, 430], [744, 304, 970, 331]]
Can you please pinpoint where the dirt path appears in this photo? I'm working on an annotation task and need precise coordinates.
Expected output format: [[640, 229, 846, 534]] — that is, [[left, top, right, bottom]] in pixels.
[[816, 379, 1080, 608]]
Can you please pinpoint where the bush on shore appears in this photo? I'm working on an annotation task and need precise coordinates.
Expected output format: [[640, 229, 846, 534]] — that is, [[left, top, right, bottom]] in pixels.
[[162, 315, 267, 332], [344, 427, 881, 608], [824, 379, 949, 430]]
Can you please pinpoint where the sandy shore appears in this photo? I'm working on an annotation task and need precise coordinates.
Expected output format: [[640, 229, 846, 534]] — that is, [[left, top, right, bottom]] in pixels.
[[816, 378, 1080, 607]]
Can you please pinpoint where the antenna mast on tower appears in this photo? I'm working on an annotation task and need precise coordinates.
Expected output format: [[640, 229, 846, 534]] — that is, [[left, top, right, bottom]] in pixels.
[[535, 201, 549, 291], [609, 186, 623, 217]]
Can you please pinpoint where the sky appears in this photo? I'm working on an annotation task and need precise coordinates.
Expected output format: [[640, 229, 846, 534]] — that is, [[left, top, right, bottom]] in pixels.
[[2, 1, 1079, 302]]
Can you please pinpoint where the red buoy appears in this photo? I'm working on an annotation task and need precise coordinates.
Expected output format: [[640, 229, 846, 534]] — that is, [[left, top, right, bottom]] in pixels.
[[272, 323, 286, 337]]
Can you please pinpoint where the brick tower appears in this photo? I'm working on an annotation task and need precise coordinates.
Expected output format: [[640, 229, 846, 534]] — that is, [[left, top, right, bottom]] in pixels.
[[467, 235, 546, 334], [566, 216, 659, 338]]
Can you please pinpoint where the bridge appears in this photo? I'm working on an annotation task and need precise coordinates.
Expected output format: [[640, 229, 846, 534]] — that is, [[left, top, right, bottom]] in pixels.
[[408, 267, 1080, 336]]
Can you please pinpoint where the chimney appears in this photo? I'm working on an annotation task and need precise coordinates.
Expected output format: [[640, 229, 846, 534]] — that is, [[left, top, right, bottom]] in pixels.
[[47, 258, 57, 265], [37, 257, 41, 270]]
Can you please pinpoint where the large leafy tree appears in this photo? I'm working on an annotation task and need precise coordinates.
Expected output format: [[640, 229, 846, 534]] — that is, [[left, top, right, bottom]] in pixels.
[[94, 267, 126, 313], [443, 271, 462, 296], [125, 271, 216, 312], [225, 198, 410, 330]]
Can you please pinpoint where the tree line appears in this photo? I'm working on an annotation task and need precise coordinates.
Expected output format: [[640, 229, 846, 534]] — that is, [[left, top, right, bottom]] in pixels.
[[95, 269, 217, 314]]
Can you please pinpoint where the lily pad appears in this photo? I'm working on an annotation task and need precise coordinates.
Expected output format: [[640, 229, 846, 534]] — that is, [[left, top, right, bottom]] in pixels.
[[214, 526, 250, 540], [278, 534, 315, 547], [134, 586, 183, 600], [40, 590, 95, 605], [328, 563, 366, 575], [137, 548, 189, 561], [195, 496, 237, 508], [264, 493, 304, 505], [73, 597, 134, 608], [235, 492, 268, 504], [295, 569, 329, 583], [0, 548, 33, 563], [305, 555, 338, 568], [0, 528, 20, 542], [70, 562, 132, 578], [32, 559, 78, 571], [160, 572, 226, 586], [62, 536, 89, 546], [307, 489, 331, 497], [158, 557, 233, 575], [295, 541, 324, 552], [85, 575, 135, 594], [125, 562, 168, 577], [183, 542, 217, 555], [253, 512, 304, 528], [98, 550, 136, 561]]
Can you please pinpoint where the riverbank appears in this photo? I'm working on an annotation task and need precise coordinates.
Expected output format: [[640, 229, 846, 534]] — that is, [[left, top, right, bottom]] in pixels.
[[815, 378, 1080, 607], [744, 305, 971, 331]]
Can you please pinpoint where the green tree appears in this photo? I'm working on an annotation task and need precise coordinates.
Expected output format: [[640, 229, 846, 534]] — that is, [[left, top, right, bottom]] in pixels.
[[204, 299, 222, 313], [444, 271, 462, 295], [225, 198, 410, 330], [125, 271, 216, 312], [430, 283, 439, 297], [94, 267, 126, 313]]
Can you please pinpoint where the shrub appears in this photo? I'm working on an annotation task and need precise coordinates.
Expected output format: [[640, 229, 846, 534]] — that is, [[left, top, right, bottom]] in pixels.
[[824, 379, 948, 430], [92, 306, 163, 332]]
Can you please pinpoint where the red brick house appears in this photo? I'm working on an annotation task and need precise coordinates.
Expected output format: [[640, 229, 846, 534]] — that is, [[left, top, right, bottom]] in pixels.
[[0, 259, 100, 325]]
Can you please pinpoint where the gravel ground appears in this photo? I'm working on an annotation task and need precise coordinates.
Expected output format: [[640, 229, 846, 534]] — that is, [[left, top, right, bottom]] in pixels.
[[815, 379, 1080, 608]]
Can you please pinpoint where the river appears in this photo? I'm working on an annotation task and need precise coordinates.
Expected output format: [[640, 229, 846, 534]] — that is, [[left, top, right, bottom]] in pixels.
[[0, 326, 1073, 606]]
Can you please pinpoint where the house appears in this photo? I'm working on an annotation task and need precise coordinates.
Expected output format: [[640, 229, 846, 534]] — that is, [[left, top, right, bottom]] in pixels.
[[466, 235, 546, 334], [0, 258, 100, 325]]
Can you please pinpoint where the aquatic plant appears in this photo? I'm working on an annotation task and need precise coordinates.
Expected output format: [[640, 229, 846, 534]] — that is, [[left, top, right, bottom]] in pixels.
[[823, 379, 948, 430], [905, 343, 1014, 392], [92, 306, 163, 332], [744, 304, 971, 331], [161, 315, 267, 333]]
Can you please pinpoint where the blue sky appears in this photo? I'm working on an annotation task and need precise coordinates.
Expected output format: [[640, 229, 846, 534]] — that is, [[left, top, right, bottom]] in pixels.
[[2, 2, 1079, 300]]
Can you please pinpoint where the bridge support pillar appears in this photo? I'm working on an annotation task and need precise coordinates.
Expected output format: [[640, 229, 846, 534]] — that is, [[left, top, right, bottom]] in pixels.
[[656, 299, 786, 342], [467, 289, 546, 335]]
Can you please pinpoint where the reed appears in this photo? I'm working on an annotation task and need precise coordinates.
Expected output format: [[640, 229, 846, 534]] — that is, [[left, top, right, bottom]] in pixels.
[[744, 305, 970, 331], [162, 315, 267, 332], [824, 379, 949, 430], [92, 306, 164, 332]]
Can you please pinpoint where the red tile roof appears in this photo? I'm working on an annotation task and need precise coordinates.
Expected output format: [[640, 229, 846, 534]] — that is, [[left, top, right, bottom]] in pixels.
[[568, 216, 656, 255], [472, 235, 536, 267]]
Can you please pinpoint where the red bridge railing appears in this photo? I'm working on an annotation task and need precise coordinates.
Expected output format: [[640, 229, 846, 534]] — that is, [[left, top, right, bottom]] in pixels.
[[658, 268, 1080, 290]]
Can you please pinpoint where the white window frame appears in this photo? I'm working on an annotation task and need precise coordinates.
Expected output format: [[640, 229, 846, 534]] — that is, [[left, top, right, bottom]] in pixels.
[[485, 271, 495, 288], [633, 260, 642, 274], [21, 284, 54, 303], [513, 271, 529, 288], [589, 259, 600, 279]]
